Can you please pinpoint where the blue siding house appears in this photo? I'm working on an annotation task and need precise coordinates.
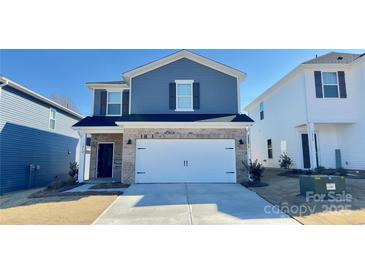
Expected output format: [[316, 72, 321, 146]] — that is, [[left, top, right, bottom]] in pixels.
[[74, 50, 253, 185], [0, 76, 83, 194]]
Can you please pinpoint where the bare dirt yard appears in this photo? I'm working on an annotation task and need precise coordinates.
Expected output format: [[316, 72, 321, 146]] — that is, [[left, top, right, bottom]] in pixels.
[[249, 168, 365, 225], [0, 188, 117, 225]]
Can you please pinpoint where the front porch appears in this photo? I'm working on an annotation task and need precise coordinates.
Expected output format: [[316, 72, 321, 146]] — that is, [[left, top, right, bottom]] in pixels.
[[296, 122, 357, 170]]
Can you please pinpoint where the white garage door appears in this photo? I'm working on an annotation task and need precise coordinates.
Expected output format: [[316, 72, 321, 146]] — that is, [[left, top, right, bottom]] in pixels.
[[135, 139, 236, 183]]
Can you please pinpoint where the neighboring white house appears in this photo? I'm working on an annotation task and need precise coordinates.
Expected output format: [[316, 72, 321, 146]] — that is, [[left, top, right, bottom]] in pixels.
[[245, 52, 365, 170]]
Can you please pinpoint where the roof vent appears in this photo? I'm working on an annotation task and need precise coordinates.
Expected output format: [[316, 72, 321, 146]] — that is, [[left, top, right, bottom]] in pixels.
[[337, 56, 344, 60]]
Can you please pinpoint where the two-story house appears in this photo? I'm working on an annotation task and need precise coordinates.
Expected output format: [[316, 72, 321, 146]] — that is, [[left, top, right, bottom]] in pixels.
[[245, 52, 365, 170], [0, 76, 83, 194], [73, 50, 254, 184]]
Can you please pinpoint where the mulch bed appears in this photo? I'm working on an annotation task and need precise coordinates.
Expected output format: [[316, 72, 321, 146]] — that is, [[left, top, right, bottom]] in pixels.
[[240, 182, 269, 188], [89, 183, 129, 189], [278, 170, 365, 179]]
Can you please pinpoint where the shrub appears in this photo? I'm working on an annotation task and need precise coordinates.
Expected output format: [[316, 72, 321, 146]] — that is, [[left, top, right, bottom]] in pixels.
[[315, 166, 326, 174], [278, 153, 293, 169], [68, 161, 79, 180], [248, 160, 265, 182]]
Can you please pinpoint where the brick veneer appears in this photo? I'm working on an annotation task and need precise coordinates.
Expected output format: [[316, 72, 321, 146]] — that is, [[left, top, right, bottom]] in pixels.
[[89, 134, 123, 182]]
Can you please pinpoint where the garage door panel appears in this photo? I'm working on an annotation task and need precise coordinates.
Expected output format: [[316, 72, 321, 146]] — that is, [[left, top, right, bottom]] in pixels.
[[135, 139, 236, 183]]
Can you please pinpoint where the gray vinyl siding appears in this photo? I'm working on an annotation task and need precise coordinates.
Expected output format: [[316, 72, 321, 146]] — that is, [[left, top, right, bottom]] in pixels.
[[131, 58, 238, 114], [0, 85, 80, 194], [93, 89, 102, 115]]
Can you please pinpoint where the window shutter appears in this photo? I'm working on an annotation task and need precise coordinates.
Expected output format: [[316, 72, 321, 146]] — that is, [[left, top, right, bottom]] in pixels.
[[193, 82, 200, 109], [169, 83, 176, 110], [314, 71, 323, 98], [122, 90, 130, 115], [100, 90, 107, 115], [338, 71, 347, 98]]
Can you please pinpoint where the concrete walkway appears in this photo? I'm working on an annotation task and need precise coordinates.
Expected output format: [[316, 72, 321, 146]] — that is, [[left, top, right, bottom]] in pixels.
[[64, 184, 125, 193], [94, 183, 299, 225]]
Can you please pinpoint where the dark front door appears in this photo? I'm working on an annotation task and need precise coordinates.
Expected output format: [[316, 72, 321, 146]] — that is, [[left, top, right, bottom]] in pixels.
[[97, 143, 113, 178], [301, 133, 318, 169]]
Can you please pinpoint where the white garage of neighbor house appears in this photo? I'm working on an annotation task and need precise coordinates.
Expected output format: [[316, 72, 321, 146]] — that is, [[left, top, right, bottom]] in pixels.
[[245, 52, 365, 170], [73, 50, 254, 185]]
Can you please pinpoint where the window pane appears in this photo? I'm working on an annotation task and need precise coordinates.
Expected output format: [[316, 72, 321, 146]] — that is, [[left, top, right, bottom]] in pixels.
[[259, 102, 264, 111], [177, 84, 192, 96], [108, 104, 121, 115], [268, 149, 273, 159], [267, 139, 272, 148], [177, 97, 192, 109], [108, 92, 121, 104], [50, 109, 56, 119], [324, 85, 339, 98], [49, 119, 55, 129], [322, 72, 337, 85]]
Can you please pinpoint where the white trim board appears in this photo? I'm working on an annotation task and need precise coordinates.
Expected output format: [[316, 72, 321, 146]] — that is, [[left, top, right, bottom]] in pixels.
[[116, 122, 253, 128]]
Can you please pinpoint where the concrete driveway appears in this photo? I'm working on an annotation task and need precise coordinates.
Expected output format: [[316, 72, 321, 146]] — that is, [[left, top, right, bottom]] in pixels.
[[94, 183, 299, 225]]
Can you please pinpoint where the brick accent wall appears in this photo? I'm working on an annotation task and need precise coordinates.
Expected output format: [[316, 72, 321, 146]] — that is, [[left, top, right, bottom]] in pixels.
[[90, 134, 123, 182], [122, 128, 248, 184]]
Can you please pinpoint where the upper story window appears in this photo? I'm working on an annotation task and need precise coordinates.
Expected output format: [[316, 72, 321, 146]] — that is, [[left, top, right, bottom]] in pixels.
[[175, 80, 194, 111], [259, 102, 264, 120], [107, 91, 122, 115], [267, 139, 273, 159], [49, 108, 56, 130], [322, 72, 339, 98]]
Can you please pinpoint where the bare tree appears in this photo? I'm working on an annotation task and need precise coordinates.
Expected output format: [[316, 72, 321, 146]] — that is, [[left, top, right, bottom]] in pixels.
[[49, 93, 78, 112]]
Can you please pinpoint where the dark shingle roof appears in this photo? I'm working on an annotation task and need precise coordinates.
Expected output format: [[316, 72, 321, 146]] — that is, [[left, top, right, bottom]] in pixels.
[[86, 81, 126, 85], [303, 52, 363, 64], [73, 114, 254, 127]]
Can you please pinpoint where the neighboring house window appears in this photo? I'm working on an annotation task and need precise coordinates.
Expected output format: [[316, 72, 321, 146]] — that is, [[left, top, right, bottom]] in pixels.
[[322, 72, 339, 98], [259, 102, 264, 120], [49, 108, 56, 130], [175, 80, 193, 111], [107, 91, 122, 115], [267, 139, 273, 159]]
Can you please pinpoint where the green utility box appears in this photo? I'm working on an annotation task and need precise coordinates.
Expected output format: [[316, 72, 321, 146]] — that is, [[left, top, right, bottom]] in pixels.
[[299, 175, 346, 196]]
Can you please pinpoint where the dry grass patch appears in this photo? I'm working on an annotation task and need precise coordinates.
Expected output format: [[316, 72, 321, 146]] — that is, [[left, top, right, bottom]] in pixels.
[[0, 195, 117, 225]]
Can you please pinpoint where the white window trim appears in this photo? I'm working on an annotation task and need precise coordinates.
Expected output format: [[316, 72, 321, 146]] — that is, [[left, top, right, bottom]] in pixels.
[[175, 80, 194, 111], [106, 90, 122, 116], [321, 71, 340, 98], [49, 108, 56, 130]]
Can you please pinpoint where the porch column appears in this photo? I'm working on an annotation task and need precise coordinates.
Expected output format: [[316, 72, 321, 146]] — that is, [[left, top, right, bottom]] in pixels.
[[307, 122, 317, 169], [246, 126, 252, 163], [77, 132, 86, 183]]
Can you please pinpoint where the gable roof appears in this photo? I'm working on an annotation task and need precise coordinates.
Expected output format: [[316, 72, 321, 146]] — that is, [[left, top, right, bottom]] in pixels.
[[244, 51, 364, 112], [122, 50, 247, 82], [0, 76, 84, 119], [303, 52, 362, 64]]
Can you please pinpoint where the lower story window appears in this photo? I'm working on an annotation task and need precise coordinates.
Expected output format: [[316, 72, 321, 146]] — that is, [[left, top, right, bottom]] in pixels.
[[267, 139, 273, 159]]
